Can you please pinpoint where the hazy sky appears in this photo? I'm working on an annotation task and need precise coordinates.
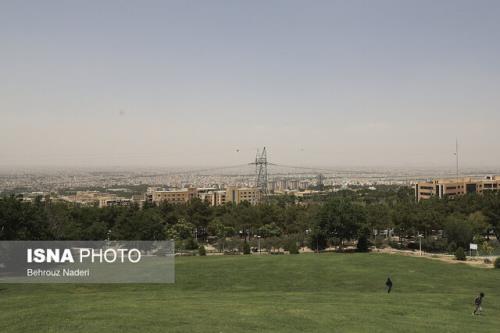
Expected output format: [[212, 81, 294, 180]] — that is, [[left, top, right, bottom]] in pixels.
[[1, 0, 499, 168]]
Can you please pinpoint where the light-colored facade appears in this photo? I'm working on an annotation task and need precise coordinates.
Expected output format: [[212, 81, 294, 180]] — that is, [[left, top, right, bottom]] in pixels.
[[147, 186, 261, 206], [61, 191, 134, 207], [299, 180, 310, 190], [62, 191, 109, 205], [225, 186, 262, 205], [415, 176, 500, 201], [151, 187, 198, 204], [275, 179, 288, 191], [98, 197, 133, 208], [288, 180, 299, 190]]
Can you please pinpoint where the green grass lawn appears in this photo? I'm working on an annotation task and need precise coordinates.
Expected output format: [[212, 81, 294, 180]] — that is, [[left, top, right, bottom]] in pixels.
[[0, 253, 499, 332]]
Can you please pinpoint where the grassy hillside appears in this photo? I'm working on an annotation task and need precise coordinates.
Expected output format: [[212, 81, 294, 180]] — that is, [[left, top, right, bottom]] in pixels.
[[0, 253, 498, 332]]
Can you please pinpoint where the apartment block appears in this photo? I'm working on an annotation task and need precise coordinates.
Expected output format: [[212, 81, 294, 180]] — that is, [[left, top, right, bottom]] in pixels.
[[98, 197, 133, 208], [225, 186, 262, 205], [147, 186, 261, 206], [415, 176, 500, 201], [151, 187, 198, 204]]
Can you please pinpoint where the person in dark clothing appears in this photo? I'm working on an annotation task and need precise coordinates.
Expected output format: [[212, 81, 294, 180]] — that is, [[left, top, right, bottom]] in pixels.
[[385, 277, 393, 293], [473, 292, 485, 315]]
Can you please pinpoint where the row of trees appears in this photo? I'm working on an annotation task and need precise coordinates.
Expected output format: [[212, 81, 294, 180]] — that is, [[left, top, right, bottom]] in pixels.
[[1, 186, 500, 253]]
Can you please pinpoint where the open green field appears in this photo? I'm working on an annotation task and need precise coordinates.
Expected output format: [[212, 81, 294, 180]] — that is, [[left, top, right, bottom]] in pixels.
[[0, 253, 499, 333]]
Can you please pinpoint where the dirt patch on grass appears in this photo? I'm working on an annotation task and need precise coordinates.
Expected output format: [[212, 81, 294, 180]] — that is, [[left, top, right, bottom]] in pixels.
[[374, 247, 496, 269]]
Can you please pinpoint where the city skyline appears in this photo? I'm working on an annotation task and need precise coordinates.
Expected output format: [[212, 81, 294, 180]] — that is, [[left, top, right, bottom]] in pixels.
[[1, 0, 500, 168]]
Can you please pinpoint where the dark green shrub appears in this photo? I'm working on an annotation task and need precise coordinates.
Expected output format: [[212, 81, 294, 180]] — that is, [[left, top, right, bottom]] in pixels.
[[184, 237, 199, 250], [243, 241, 251, 255], [407, 242, 419, 250], [494, 257, 500, 269], [198, 245, 206, 256], [455, 247, 466, 261], [356, 235, 369, 252], [389, 240, 404, 250], [288, 242, 299, 254], [447, 241, 457, 254]]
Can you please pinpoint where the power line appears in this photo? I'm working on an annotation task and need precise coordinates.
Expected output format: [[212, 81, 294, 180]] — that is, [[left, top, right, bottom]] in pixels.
[[142, 164, 252, 177]]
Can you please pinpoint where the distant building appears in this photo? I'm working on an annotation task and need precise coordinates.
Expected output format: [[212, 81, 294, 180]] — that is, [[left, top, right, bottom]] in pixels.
[[415, 176, 500, 201], [288, 180, 299, 190], [271, 178, 302, 191], [299, 180, 310, 190], [145, 187, 163, 204], [98, 197, 132, 208], [293, 189, 327, 198], [61, 191, 133, 207], [267, 181, 276, 192], [197, 187, 220, 205], [151, 187, 198, 204], [62, 191, 108, 205], [211, 190, 228, 206], [147, 186, 262, 206], [225, 186, 261, 205], [276, 179, 288, 191], [18, 192, 51, 203]]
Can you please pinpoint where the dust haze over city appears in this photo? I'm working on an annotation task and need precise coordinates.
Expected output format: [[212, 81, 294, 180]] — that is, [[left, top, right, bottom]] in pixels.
[[1, 0, 500, 188], [3, 2, 500, 332]]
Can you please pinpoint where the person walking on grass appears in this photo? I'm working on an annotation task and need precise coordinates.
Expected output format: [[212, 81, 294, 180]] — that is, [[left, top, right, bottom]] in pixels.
[[385, 277, 393, 293], [473, 292, 485, 315]]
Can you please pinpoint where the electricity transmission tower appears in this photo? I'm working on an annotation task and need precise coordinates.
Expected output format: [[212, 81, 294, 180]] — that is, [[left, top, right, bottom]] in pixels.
[[251, 147, 269, 196]]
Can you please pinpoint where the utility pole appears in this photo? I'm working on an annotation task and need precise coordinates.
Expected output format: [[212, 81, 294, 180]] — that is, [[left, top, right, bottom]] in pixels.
[[456, 139, 459, 181], [418, 234, 423, 256]]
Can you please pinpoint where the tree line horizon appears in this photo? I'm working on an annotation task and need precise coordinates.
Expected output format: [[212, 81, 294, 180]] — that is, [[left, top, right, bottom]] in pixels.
[[1, 186, 500, 253]]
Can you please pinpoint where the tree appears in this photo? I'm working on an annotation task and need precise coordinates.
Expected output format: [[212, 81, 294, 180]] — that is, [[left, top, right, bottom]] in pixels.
[[392, 201, 418, 242], [112, 209, 165, 240], [366, 204, 392, 240], [198, 245, 206, 256], [186, 198, 212, 241], [166, 218, 195, 240], [209, 218, 235, 240], [444, 214, 473, 248], [468, 211, 491, 238], [0, 196, 51, 240], [306, 227, 328, 252], [480, 241, 494, 256], [317, 198, 367, 248], [481, 192, 500, 240], [3, 184, 499, 249], [258, 223, 282, 238], [243, 241, 251, 255], [415, 199, 445, 236]]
